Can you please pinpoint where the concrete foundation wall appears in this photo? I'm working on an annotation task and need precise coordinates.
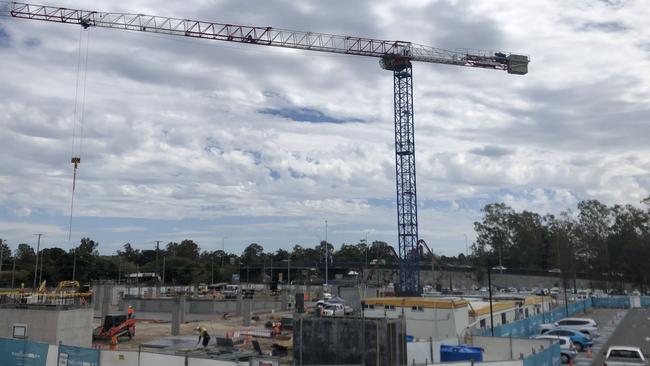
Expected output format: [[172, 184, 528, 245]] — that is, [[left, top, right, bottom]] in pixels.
[[366, 268, 635, 291], [118, 297, 282, 320], [0, 307, 93, 348], [294, 316, 407, 365]]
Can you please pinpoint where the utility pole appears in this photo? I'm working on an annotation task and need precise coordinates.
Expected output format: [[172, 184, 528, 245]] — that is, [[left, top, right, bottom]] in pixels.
[[38, 246, 44, 284], [211, 252, 214, 284], [155, 240, 161, 279], [32, 234, 43, 290], [162, 256, 166, 286]]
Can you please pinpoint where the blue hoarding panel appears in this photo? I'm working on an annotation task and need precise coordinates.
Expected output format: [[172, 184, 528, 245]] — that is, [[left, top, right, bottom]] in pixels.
[[58, 344, 100, 366], [0, 338, 49, 366]]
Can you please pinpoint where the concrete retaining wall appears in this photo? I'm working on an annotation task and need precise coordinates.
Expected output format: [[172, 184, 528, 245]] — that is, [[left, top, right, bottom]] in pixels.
[[118, 297, 283, 321], [0, 307, 93, 348]]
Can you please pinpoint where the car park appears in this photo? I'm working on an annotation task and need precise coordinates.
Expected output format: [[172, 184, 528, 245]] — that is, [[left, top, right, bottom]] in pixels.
[[534, 335, 577, 364], [542, 328, 593, 352]]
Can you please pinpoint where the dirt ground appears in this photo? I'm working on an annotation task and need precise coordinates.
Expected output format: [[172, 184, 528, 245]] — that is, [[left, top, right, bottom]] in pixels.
[[93, 310, 295, 354]]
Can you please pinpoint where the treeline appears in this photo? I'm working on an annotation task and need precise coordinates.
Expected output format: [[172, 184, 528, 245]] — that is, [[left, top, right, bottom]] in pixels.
[[1, 198, 648, 288], [0, 235, 396, 286], [472, 199, 650, 289]]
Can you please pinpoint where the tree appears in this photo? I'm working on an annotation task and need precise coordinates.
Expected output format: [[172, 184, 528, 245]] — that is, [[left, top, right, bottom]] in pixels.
[[576, 200, 612, 278], [0, 239, 11, 266], [117, 243, 141, 263], [473, 203, 515, 265], [272, 249, 290, 262], [242, 243, 264, 264], [166, 240, 200, 260], [16, 243, 36, 268]]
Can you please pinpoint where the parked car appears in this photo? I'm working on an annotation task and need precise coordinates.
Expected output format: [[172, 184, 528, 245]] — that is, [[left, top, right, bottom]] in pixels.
[[322, 303, 345, 317], [534, 335, 577, 364], [541, 328, 593, 352], [540, 318, 600, 338], [603, 346, 649, 365]]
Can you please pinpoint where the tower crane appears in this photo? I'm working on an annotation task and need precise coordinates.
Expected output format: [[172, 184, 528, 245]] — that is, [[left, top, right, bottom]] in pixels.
[[2, 1, 529, 296]]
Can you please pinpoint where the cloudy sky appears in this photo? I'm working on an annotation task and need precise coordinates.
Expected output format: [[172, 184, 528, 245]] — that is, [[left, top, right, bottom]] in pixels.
[[0, 0, 648, 256]]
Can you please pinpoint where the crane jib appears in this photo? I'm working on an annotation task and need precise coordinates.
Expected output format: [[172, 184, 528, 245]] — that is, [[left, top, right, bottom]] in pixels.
[[6, 1, 528, 74]]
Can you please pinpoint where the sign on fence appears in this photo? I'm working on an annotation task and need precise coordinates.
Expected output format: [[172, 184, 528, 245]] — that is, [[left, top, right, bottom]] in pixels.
[[0, 338, 49, 366], [57, 344, 100, 366]]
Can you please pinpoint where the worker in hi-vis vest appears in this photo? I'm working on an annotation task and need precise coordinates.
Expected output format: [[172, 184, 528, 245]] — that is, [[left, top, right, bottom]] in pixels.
[[195, 326, 211, 347]]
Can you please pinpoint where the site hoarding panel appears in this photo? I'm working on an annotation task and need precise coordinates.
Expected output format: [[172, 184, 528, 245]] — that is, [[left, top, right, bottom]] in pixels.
[[57, 344, 99, 366], [0, 338, 49, 366]]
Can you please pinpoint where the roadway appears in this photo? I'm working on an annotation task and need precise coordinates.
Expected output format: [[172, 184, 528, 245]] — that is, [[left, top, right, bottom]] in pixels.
[[589, 308, 650, 365], [569, 308, 625, 366]]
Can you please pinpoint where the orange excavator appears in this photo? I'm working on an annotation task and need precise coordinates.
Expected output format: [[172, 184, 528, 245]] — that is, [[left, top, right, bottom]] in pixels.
[[363, 240, 445, 288], [417, 239, 445, 289], [93, 314, 136, 341]]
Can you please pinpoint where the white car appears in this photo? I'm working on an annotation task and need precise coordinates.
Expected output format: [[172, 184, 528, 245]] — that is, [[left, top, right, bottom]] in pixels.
[[321, 304, 345, 317], [604, 346, 649, 365], [554, 318, 600, 338], [534, 335, 577, 364]]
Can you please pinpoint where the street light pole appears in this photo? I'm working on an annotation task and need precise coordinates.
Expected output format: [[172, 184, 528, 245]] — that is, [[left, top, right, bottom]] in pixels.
[[11, 254, 16, 288], [563, 270, 569, 317], [325, 220, 328, 286], [487, 264, 495, 336]]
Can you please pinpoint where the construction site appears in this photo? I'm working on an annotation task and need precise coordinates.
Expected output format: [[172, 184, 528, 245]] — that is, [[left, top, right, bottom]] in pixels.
[[2, 1, 650, 366]]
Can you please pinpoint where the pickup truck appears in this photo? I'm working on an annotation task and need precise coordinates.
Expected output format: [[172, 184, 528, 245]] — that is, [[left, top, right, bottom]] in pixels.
[[604, 346, 649, 366]]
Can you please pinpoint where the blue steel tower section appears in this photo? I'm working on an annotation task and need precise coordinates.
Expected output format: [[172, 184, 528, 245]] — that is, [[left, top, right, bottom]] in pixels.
[[384, 57, 420, 296]]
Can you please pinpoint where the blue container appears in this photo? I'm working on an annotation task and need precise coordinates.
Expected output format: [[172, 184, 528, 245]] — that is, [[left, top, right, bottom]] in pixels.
[[440, 344, 483, 362], [406, 335, 414, 342]]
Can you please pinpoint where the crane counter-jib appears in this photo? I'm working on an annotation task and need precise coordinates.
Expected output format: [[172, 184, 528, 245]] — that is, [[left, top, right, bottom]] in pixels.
[[3, 1, 529, 74]]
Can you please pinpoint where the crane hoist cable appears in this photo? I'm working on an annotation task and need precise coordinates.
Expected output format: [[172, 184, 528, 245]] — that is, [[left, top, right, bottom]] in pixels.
[[68, 27, 90, 240]]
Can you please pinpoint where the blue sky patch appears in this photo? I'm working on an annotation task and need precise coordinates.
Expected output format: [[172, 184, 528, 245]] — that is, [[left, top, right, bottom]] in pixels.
[[259, 106, 363, 124]]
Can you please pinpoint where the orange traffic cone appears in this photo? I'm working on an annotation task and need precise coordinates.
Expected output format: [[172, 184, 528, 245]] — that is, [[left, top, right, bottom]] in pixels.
[[586, 347, 593, 359]]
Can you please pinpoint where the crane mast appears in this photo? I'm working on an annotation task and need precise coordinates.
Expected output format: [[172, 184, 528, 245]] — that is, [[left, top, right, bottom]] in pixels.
[[2, 1, 529, 296]]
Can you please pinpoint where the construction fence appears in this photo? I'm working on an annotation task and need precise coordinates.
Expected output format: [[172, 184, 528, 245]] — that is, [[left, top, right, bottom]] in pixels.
[[0, 337, 278, 366], [472, 298, 593, 338]]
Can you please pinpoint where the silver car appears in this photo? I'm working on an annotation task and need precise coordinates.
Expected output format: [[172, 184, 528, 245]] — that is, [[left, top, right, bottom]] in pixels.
[[534, 335, 578, 364]]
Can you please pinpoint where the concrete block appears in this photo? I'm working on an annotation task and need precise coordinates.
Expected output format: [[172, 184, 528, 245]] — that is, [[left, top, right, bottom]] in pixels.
[[243, 300, 252, 326]]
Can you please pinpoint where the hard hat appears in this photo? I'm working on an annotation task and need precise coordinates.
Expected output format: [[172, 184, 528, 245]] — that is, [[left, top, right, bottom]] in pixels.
[[195, 326, 201, 331]]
